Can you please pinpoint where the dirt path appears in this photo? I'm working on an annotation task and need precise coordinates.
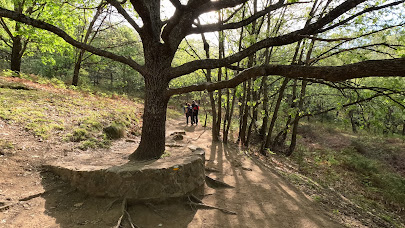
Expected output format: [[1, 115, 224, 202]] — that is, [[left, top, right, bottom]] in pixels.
[[163, 119, 342, 228], [0, 117, 343, 228]]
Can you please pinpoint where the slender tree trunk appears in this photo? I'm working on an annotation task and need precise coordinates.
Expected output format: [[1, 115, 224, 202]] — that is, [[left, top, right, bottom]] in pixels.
[[238, 82, 247, 141], [349, 109, 358, 133], [71, 3, 104, 86], [402, 122, 405, 136], [224, 89, 236, 143], [10, 35, 22, 72], [216, 67, 222, 136], [287, 80, 307, 156], [263, 78, 289, 150], [223, 70, 230, 140], [72, 50, 84, 86], [200, 31, 219, 141], [240, 79, 251, 144]]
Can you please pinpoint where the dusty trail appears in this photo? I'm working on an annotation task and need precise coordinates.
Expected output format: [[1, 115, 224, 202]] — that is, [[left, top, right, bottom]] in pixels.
[[165, 118, 342, 228], [0, 117, 343, 228]]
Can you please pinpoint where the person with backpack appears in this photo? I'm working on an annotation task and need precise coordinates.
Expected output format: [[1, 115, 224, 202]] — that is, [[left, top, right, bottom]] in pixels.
[[184, 103, 193, 125], [191, 100, 199, 125]]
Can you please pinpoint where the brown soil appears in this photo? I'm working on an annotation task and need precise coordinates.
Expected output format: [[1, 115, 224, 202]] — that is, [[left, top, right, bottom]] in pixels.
[[0, 114, 345, 228]]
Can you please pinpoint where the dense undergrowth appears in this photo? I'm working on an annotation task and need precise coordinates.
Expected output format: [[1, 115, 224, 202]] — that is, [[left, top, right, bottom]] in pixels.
[[0, 71, 142, 150], [258, 122, 405, 227]]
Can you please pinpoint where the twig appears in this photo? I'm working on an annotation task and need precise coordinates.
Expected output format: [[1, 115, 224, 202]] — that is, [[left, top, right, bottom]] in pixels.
[[125, 210, 139, 228], [188, 194, 202, 204], [114, 198, 127, 228], [114, 214, 124, 228]]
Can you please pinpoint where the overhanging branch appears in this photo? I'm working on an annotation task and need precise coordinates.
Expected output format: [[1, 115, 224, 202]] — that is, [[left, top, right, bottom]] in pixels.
[[170, 0, 367, 78], [0, 7, 145, 74], [166, 58, 405, 97]]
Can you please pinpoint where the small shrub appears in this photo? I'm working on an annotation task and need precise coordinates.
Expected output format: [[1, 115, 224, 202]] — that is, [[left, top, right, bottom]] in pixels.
[[71, 128, 89, 142], [103, 123, 126, 139]]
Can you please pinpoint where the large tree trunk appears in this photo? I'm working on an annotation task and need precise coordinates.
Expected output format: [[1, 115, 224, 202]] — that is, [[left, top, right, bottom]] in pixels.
[[129, 74, 169, 160]]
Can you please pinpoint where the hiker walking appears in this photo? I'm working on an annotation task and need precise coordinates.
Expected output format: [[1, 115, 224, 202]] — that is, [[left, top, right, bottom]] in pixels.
[[191, 100, 199, 125], [184, 103, 193, 125]]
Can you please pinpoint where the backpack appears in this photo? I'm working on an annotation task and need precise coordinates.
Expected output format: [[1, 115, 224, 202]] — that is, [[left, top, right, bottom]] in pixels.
[[187, 106, 193, 114], [193, 104, 199, 111]]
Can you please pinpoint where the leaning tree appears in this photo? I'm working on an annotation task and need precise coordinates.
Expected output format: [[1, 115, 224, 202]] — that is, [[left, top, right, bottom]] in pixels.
[[1, 0, 404, 160]]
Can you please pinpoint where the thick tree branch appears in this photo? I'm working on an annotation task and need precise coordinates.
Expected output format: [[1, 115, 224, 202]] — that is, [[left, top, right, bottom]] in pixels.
[[170, 0, 367, 78], [107, 0, 142, 34], [166, 58, 405, 97], [0, 18, 14, 38], [0, 7, 145, 74]]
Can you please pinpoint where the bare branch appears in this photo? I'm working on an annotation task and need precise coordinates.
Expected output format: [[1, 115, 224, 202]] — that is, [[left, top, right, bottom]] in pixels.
[[300, 35, 354, 42], [319, 0, 405, 33], [309, 43, 401, 64], [189, 0, 290, 34], [0, 18, 14, 38]]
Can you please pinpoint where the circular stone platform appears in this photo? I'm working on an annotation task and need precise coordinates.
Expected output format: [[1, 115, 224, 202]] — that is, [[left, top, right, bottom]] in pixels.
[[45, 144, 205, 201]]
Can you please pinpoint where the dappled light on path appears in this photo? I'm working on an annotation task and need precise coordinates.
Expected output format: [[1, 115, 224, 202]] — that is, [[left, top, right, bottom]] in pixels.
[[165, 118, 342, 227]]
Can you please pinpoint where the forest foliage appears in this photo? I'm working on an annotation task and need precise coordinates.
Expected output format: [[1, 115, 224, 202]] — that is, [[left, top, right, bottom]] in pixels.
[[0, 0, 405, 225]]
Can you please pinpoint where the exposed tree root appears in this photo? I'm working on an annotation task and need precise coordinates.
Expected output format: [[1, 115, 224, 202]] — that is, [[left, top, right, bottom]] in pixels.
[[114, 198, 140, 228], [187, 194, 237, 215], [105, 198, 120, 212], [205, 176, 234, 189]]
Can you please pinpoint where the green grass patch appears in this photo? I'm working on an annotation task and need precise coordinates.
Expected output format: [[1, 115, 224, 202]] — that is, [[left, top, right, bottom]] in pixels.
[[0, 73, 141, 150]]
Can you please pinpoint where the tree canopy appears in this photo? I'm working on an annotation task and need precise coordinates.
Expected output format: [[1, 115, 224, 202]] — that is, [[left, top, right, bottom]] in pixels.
[[0, 0, 404, 160]]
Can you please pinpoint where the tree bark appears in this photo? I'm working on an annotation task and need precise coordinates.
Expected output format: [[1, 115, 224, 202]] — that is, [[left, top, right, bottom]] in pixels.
[[72, 50, 84, 86], [223, 89, 236, 143], [10, 35, 22, 72], [263, 78, 289, 150], [129, 74, 169, 160]]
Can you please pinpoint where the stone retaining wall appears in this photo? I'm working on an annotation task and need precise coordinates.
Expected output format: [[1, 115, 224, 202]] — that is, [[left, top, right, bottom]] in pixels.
[[46, 149, 205, 201]]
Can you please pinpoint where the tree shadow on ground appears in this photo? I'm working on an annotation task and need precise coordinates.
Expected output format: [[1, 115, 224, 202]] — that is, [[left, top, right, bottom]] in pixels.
[[199, 140, 342, 227], [40, 171, 198, 228]]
